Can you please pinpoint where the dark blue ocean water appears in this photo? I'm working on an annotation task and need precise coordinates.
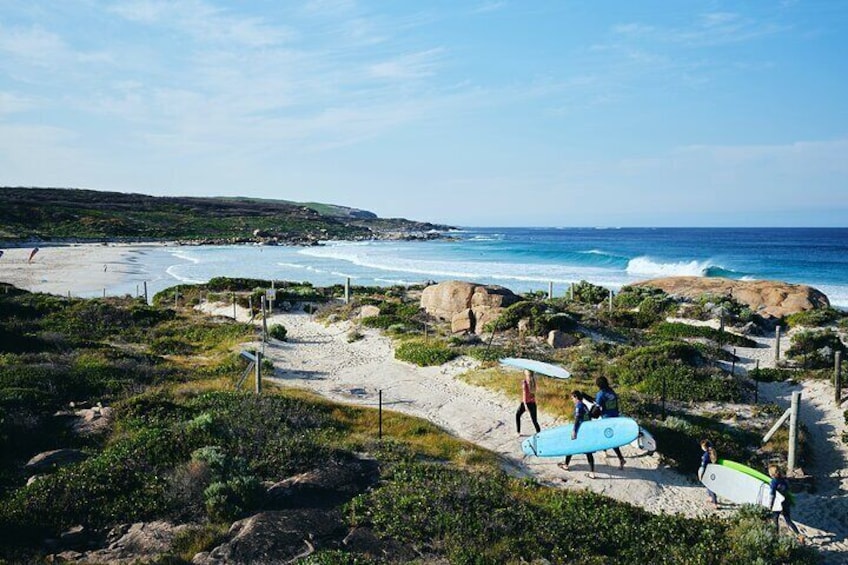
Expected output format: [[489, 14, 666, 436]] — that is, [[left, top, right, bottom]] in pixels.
[[108, 227, 848, 308]]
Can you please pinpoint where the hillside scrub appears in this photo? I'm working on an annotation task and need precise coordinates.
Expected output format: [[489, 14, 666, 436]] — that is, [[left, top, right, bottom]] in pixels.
[[347, 460, 814, 565], [0, 284, 822, 563]]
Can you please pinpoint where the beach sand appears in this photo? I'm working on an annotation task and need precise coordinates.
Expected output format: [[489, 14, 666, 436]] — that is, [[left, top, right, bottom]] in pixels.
[[4, 246, 847, 562], [0, 244, 138, 297]]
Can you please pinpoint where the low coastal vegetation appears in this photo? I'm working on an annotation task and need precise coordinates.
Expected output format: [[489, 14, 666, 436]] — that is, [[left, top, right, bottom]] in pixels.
[[0, 187, 451, 243], [0, 278, 835, 563]]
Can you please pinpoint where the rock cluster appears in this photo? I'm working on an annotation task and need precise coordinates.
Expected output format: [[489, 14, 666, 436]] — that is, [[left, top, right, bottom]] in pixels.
[[632, 277, 830, 319], [420, 280, 521, 334]]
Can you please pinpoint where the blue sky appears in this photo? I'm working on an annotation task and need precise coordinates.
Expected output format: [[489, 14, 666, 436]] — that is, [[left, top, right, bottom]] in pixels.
[[1, 1, 846, 227]]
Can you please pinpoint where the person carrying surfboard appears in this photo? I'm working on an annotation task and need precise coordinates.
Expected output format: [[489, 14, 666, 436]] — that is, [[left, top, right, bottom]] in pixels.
[[516, 370, 541, 436], [698, 439, 718, 507], [558, 390, 596, 479], [594, 377, 626, 470], [768, 466, 804, 544]]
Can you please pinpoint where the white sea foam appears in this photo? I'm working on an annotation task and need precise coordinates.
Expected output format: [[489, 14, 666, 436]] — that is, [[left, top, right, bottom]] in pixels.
[[298, 244, 618, 286], [165, 265, 204, 284], [626, 256, 710, 277]]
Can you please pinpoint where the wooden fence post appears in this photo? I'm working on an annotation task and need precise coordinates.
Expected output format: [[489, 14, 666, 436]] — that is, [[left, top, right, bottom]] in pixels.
[[254, 349, 262, 394], [836, 351, 843, 405], [787, 391, 800, 474]]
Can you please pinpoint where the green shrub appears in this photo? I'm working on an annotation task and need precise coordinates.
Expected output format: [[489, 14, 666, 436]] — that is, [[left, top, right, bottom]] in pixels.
[[150, 336, 197, 355], [785, 307, 843, 328], [395, 340, 458, 367], [609, 342, 708, 386], [614, 285, 670, 309], [652, 322, 757, 348], [203, 475, 262, 522], [269, 324, 288, 341], [571, 280, 611, 305], [750, 367, 793, 383], [786, 328, 846, 369]]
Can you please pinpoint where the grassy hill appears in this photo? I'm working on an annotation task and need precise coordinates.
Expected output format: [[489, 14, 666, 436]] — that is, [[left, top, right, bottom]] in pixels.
[[0, 187, 449, 242]]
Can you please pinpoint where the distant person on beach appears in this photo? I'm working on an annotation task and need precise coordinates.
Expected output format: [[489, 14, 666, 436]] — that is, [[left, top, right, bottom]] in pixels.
[[516, 370, 541, 436], [768, 465, 804, 543], [559, 389, 595, 478], [594, 376, 626, 469], [698, 439, 718, 507]]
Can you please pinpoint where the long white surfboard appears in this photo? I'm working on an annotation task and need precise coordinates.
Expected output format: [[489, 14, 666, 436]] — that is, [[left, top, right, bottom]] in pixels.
[[700, 463, 784, 510], [500, 357, 571, 379], [522, 417, 640, 457]]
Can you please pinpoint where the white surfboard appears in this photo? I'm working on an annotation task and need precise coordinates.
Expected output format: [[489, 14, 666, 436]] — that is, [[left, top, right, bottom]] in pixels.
[[700, 463, 784, 510], [500, 357, 571, 379], [631, 428, 657, 453]]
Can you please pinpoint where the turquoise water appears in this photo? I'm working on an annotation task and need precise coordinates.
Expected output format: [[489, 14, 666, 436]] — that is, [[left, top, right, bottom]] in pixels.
[[105, 228, 848, 309]]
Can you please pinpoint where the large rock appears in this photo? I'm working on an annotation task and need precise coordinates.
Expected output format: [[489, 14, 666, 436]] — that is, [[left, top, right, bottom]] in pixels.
[[421, 281, 521, 334], [192, 510, 347, 565], [632, 277, 829, 319], [25, 449, 87, 474], [49, 521, 188, 564], [264, 455, 379, 510]]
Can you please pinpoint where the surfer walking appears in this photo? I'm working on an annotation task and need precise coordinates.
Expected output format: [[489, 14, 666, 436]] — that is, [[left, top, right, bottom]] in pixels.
[[698, 439, 718, 507], [516, 370, 541, 436], [559, 390, 596, 479], [594, 377, 626, 470], [768, 466, 804, 544]]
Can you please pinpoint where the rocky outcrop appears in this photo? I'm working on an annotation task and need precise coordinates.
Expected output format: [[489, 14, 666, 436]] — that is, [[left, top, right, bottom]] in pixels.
[[264, 455, 379, 510], [48, 522, 187, 564], [421, 281, 521, 334], [25, 449, 87, 474], [632, 277, 830, 319], [192, 510, 347, 564]]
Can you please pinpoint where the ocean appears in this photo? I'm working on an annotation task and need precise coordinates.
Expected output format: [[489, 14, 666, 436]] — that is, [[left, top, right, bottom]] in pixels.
[[106, 227, 848, 309]]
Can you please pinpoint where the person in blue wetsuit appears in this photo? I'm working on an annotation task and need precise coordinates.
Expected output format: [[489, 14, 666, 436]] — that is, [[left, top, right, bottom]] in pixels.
[[594, 376, 626, 470], [698, 439, 718, 507], [558, 390, 595, 479], [768, 465, 805, 544]]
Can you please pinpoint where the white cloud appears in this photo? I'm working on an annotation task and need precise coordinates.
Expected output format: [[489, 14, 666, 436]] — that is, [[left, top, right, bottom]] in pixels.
[[369, 48, 445, 79], [0, 92, 35, 115], [111, 0, 294, 47], [613, 11, 788, 47]]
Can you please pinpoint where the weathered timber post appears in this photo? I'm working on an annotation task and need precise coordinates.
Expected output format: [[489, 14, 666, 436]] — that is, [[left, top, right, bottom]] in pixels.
[[548, 281, 553, 300], [232, 293, 237, 320], [609, 289, 613, 312], [775, 326, 782, 364], [254, 349, 262, 394], [754, 359, 760, 404], [143, 281, 148, 303], [378, 389, 383, 440], [345, 277, 351, 304], [836, 351, 843, 405], [787, 391, 800, 474], [261, 295, 268, 342]]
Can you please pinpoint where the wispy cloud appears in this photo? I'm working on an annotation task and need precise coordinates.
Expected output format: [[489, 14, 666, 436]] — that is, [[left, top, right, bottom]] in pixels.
[[369, 48, 445, 79], [471, 1, 508, 15], [613, 11, 788, 47], [111, 0, 294, 47]]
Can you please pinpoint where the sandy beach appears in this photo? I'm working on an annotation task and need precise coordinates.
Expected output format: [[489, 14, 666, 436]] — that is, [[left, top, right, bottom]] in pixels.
[[0, 244, 141, 297], [5, 245, 847, 562]]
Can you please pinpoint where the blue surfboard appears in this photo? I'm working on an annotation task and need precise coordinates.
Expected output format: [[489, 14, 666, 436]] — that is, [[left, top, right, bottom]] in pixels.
[[500, 357, 571, 379], [522, 417, 640, 457]]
